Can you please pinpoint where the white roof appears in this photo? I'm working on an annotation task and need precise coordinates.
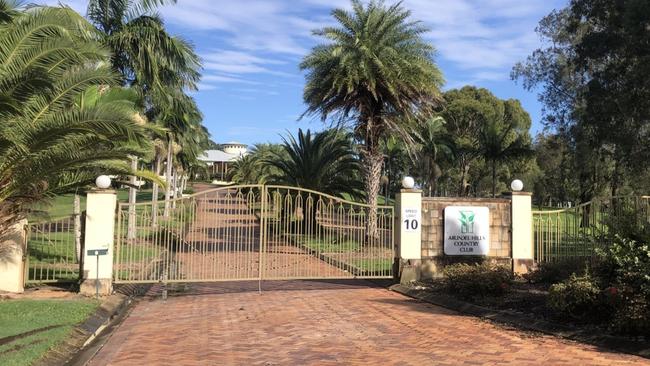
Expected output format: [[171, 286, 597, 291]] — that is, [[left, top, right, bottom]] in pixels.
[[198, 150, 241, 163], [222, 141, 247, 146]]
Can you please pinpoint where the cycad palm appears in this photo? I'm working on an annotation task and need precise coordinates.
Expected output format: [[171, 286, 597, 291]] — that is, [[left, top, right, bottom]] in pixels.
[[301, 0, 443, 236], [0, 2, 150, 237], [263, 129, 363, 197]]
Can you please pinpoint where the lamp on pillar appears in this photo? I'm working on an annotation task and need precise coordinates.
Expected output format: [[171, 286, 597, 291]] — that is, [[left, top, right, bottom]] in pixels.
[[402, 176, 415, 189], [510, 179, 523, 192], [79, 175, 117, 296], [95, 175, 112, 189]]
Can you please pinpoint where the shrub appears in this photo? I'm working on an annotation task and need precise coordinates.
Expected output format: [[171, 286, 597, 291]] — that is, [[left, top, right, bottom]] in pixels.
[[442, 262, 513, 299], [547, 273, 602, 320], [524, 258, 588, 285], [600, 236, 650, 334], [610, 294, 650, 335]]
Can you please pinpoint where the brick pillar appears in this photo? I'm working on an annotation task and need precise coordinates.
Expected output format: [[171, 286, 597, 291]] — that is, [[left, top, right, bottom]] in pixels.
[[395, 188, 422, 283], [508, 191, 534, 274], [80, 189, 116, 296]]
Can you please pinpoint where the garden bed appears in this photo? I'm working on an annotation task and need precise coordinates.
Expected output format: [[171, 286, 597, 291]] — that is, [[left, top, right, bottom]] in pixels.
[[402, 277, 649, 356]]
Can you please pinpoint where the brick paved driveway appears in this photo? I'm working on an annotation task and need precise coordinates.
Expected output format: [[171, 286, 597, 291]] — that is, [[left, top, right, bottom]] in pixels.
[[88, 281, 649, 365]]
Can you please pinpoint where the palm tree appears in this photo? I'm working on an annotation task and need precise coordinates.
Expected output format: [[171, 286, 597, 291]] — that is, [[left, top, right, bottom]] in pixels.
[[0, 2, 151, 238], [478, 100, 533, 197], [301, 0, 443, 237], [263, 129, 363, 198], [381, 136, 408, 199], [86, 0, 200, 93], [412, 117, 455, 196], [86, 0, 203, 219], [228, 144, 287, 185]]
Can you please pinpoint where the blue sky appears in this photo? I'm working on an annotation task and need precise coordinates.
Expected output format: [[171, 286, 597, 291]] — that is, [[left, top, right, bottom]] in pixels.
[[48, 0, 567, 145]]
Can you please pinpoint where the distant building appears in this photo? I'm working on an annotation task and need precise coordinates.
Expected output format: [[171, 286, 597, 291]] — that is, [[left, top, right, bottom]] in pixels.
[[198, 142, 248, 181]]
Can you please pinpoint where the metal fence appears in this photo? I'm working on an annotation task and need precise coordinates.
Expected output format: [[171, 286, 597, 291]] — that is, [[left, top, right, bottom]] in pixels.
[[114, 185, 395, 283], [25, 215, 82, 283], [532, 196, 650, 262]]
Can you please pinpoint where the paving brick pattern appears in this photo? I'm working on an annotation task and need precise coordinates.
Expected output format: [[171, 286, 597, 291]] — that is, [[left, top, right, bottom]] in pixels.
[[89, 281, 649, 365]]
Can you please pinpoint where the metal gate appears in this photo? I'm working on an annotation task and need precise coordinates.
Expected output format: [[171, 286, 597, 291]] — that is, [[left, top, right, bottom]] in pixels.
[[114, 185, 395, 284]]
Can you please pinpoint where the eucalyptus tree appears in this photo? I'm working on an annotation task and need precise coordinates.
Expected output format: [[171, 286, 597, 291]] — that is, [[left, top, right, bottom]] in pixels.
[[0, 2, 151, 238], [301, 0, 443, 237], [439, 86, 494, 196]]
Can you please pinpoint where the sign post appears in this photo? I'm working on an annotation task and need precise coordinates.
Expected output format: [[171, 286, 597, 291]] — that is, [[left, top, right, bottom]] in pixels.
[[396, 184, 422, 283], [444, 206, 490, 256]]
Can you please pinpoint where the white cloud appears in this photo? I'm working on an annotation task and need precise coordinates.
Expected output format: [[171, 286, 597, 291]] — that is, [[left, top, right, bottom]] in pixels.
[[160, 0, 562, 84], [43, 0, 562, 86]]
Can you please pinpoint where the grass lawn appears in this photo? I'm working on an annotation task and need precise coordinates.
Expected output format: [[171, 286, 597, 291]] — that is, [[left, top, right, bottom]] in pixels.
[[0, 298, 99, 366], [30, 189, 161, 221], [302, 236, 361, 253], [351, 258, 393, 273]]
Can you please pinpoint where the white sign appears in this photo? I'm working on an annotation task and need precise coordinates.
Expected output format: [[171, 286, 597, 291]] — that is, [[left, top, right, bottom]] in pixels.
[[401, 206, 421, 232], [444, 206, 490, 255]]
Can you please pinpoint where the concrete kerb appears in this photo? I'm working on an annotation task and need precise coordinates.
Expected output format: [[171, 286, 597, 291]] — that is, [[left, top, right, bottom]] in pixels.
[[390, 283, 650, 360], [57, 284, 151, 366]]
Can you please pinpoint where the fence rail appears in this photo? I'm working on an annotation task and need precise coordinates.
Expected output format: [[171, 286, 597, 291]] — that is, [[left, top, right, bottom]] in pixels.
[[25, 215, 82, 283], [532, 196, 650, 263], [114, 185, 395, 283]]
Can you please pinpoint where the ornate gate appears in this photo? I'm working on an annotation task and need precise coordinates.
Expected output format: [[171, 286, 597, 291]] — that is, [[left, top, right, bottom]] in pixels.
[[114, 185, 394, 284]]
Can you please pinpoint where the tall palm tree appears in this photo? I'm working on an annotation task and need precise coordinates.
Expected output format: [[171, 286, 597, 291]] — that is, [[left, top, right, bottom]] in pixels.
[[0, 2, 151, 238], [263, 129, 363, 198], [86, 0, 203, 219], [301, 0, 443, 237], [86, 0, 200, 93], [478, 100, 533, 197], [412, 117, 455, 196]]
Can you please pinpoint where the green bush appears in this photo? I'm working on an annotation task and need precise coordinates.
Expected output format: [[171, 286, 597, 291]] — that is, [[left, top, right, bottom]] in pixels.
[[524, 258, 588, 284], [547, 274, 602, 320], [600, 236, 650, 334], [442, 262, 513, 299], [610, 293, 650, 335]]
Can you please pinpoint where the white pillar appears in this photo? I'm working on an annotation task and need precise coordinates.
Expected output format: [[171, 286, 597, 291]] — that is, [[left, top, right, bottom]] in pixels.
[[0, 219, 26, 293], [510, 191, 534, 274], [395, 187, 422, 283], [80, 189, 116, 296]]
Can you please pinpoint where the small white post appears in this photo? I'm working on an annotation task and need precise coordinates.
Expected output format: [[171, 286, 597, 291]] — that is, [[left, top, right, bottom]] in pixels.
[[509, 180, 534, 274], [80, 178, 116, 296], [395, 177, 422, 283]]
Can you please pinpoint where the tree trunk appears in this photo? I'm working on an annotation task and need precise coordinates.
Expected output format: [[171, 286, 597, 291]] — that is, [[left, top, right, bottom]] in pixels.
[[363, 150, 383, 240], [73, 194, 81, 261], [491, 160, 497, 198], [459, 158, 470, 197], [163, 137, 174, 218], [127, 156, 137, 240], [152, 154, 162, 227]]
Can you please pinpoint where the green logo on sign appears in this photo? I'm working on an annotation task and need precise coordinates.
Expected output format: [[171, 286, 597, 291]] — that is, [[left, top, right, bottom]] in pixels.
[[459, 210, 475, 233]]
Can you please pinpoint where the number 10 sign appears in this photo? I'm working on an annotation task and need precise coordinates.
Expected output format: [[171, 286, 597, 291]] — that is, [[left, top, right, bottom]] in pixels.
[[402, 206, 421, 232]]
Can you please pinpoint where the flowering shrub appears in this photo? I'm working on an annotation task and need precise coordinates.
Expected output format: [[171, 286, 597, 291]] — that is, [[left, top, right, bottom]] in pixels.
[[442, 262, 513, 299], [547, 274, 602, 320]]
